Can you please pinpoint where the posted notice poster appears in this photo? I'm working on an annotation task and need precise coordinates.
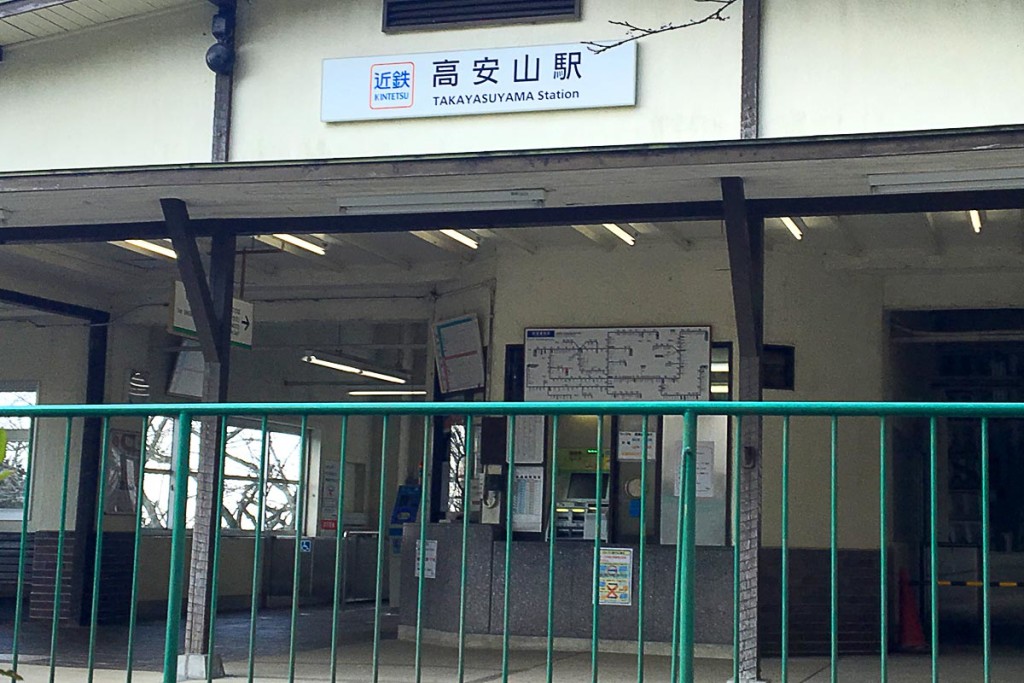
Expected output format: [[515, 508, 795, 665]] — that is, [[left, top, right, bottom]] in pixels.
[[598, 547, 633, 606], [433, 315, 485, 394]]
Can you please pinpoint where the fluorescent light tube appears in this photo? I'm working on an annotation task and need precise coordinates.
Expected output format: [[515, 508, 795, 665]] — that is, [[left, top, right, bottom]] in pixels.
[[349, 390, 427, 397], [780, 217, 804, 240], [120, 239, 177, 259], [272, 234, 326, 255], [710, 383, 730, 394], [439, 229, 479, 250], [339, 189, 545, 215], [602, 223, 636, 246], [711, 362, 730, 373], [302, 353, 409, 385], [969, 210, 983, 233]]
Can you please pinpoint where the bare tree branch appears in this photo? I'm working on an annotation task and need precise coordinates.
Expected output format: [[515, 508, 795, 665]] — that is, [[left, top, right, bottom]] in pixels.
[[584, 0, 738, 54]]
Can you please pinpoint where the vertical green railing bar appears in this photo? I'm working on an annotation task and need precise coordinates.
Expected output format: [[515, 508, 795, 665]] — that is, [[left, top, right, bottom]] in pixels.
[[205, 418, 229, 683], [636, 415, 648, 683], [371, 415, 389, 683], [732, 415, 742, 683], [329, 416, 349, 683], [287, 416, 310, 683], [501, 415, 516, 682], [829, 416, 839, 683], [678, 410, 697, 683], [669, 413, 687, 683], [928, 417, 938, 683], [980, 418, 991, 683], [246, 417, 271, 683], [591, 415, 604, 683], [49, 417, 73, 683], [163, 412, 194, 683], [879, 417, 888, 683], [456, 415, 474, 683], [11, 416, 34, 674], [546, 415, 560, 683], [414, 416, 432, 683], [87, 418, 112, 682], [126, 417, 150, 683], [781, 415, 791, 683]]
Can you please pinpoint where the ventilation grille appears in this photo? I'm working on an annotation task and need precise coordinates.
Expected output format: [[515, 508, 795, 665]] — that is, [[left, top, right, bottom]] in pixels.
[[383, 0, 581, 32]]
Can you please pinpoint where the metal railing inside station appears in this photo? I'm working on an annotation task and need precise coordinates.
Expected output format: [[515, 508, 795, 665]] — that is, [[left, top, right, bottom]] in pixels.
[[0, 400, 1019, 683]]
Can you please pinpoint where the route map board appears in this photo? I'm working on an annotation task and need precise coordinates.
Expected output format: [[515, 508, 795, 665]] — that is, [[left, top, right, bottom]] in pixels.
[[523, 326, 711, 402]]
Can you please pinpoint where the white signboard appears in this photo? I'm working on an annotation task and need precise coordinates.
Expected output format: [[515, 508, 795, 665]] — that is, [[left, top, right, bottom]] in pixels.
[[524, 326, 711, 402], [414, 539, 438, 580], [674, 441, 717, 499], [433, 315, 485, 394], [617, 431, 658, 461], [510, 415, 545, 464], [598, 548, 633, 606], [320, 460, 340, 532], [170, 282, 254, 349], [511, 466, 544, 532], [322, 41, 637, 122]]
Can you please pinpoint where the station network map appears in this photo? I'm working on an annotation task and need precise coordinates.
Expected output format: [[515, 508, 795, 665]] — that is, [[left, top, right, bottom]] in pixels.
[[524, 326, 711, 401]]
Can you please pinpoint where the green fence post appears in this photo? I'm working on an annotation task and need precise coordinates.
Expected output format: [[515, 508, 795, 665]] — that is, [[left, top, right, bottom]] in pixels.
[[87, 417, 112, 683], [414, 415, 432, 683], [49, 417, 74, 683], [163, 412, 193, 683], [591, 415, 604, 683], [11, 416, 35, 675], [456, 415, 474, 683], [679, 410, 697, 683], [127, 417, 150, 683], [980, 418, 991, 683], [830, 416, 839, 683], [732, 415, 742, 683], [636, 415, 648, 683], [246, 416, 271, 683], [781, 416, 791, 683], [929, 418, 939, 683], [547, 415, 560, 683], [371, 415, 389, 683], [205, 418, 229, 683], [330, 416, 349, 683], [879, 416, 888, 683], [287, 416, 310, 683], [501, 415, 516, 682]]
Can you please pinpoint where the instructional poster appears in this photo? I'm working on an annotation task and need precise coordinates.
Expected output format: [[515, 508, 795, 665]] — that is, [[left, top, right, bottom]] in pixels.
[[511, 415, 545, 464], [598, 548, 633, 606], [511, 466, 544, 532], [434, 315, 486, 394], [105, 430, 141, 515], [414, 539, 438, 579]]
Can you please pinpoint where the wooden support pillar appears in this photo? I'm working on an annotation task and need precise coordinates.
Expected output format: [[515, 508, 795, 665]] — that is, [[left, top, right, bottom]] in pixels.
[[722, 177, 764, 682], [163, 198, 235, 675]]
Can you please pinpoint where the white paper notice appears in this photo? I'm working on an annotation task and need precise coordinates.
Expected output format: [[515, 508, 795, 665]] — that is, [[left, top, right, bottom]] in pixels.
[[674, 440, 716, 499], [434, 315, 485, 394], [511, 466, 544, 532], [414, 539, 438, 579], [617, 431, 657, 461], [511, 415, 545, 464]]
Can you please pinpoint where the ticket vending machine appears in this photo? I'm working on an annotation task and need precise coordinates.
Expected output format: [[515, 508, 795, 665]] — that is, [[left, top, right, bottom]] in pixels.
[[553, 449, 610, 541]]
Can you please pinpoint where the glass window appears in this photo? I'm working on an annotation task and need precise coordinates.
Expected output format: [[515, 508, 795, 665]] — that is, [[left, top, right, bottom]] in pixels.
[[141, 418, 305, 532], [0, 387, 36, 520]]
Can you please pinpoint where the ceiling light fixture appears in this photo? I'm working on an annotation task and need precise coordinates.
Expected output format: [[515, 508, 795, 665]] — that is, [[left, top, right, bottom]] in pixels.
[[301, 352, 408, 384], [348, 390, 428, 397], [271, 234, 327, 255], [710, 383, 730, 395], [602, 223, 636, 246], [780, 217, 804, 240], [439, 229, 480, 250], [711, 362, 730, 373], [118, 239, 178, 259], [338, 189, 546, 215], [969, 210, 983, 233]]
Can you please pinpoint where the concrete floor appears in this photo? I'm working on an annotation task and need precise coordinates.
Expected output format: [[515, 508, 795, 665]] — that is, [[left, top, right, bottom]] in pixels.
[[4, 605, 1022, 681]]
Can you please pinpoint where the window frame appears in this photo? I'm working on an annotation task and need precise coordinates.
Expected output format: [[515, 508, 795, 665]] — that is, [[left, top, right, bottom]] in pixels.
[[0, 382, 38, 522], [382, 0, 581, 34]]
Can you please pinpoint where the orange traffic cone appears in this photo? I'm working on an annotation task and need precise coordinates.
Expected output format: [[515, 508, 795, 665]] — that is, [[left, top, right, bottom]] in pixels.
[[899, 568, 928, 652]]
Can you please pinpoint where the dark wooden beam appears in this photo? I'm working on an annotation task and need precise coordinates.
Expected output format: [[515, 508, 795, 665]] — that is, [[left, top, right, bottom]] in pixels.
[[740, 0, 762, 139], [722, 176, 764, 682], [162, 198, 221, 364], [0, 0, 70, 19], [2, 187, 1024, 246]]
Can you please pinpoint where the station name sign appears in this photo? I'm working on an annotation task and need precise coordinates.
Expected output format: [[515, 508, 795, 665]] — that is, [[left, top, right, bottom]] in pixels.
[[321, 41, 637, 122]]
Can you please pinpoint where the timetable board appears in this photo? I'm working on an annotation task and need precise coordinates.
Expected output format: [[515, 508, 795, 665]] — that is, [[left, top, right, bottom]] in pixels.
[[524, 326, 711, 402]]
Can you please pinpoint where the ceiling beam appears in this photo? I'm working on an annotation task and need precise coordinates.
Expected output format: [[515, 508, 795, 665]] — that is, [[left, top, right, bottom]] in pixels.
[[253, 234, 344, 272], [571, 224, 618, 250], [409, 230, 474, 256], [4, 244, 142, 279], [923, 212, 946, 256], [0, 0, 71, 20], [471, 228, 538, 254], [1, 189, 1023, 246], [629, 222, 694, 250], [317, 233, 411, 269]]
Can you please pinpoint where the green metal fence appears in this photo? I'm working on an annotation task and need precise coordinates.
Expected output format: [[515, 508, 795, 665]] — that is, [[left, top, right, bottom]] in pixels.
[[0, 400, 1018, 682]]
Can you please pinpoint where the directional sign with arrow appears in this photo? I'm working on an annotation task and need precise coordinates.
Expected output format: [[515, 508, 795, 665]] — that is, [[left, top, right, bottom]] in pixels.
[[170, 281, 254, 349]]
